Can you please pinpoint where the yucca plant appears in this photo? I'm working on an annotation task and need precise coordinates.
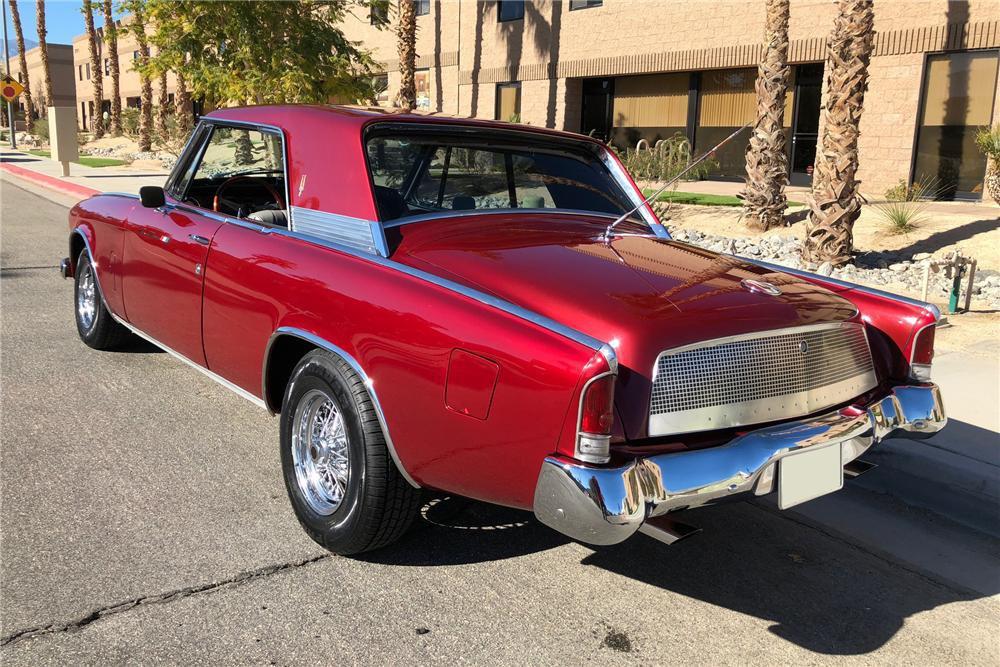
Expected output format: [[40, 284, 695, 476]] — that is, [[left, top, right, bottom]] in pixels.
[[975, 125, 1000, 204], [874, 200, 925, 235]]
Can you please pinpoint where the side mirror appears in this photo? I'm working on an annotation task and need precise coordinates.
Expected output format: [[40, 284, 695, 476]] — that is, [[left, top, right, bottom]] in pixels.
[[139, 186, 166, 209]]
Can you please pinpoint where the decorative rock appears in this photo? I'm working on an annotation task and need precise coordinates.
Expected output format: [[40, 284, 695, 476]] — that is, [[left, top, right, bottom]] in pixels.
[[817, 262, 834, 276]]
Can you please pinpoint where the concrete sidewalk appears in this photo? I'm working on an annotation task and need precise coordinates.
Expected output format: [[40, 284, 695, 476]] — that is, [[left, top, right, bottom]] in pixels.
[[0, 148, 168, 197]]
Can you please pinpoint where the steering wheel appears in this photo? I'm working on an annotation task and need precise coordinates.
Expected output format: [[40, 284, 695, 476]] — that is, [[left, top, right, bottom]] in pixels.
[[213, 175, 285, 215]]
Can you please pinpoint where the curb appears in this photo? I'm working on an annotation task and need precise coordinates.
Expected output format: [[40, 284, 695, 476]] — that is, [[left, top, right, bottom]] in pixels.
[[857, 438, 1000, 537], [0, 161, 99, 200]]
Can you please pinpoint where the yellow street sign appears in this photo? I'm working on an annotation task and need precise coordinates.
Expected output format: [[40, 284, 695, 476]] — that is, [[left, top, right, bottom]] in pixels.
[[1, 75, 25, 103]]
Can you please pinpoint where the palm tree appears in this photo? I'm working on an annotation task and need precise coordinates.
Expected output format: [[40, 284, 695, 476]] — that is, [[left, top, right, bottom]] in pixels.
[[82, 0, 104, 137], [101, 0, 122, 136], [803, 0, 876, 266], [129, 6, 153, 151], [741, 0, 790, 231], [35, 0, 53, 117], [7, 0, 34, 132], [175, 69, 192, 136], [395, 0, 417, 110], [155, 71, 168, 138]]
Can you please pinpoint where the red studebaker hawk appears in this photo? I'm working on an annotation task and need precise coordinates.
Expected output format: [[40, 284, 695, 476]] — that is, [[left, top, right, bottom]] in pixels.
[[62, 106, 946, 554]]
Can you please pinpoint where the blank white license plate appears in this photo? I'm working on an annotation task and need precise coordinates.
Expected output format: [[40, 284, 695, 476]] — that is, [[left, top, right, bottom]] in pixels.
[[777, 444, 844, 509]]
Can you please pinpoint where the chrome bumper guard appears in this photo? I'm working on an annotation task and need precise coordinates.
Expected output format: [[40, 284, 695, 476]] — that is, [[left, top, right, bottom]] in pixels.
[[533, 384, 946, 545], [59, 257, 72, 279]]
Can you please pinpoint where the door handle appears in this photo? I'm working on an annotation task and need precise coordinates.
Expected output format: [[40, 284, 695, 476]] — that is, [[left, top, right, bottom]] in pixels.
[[188, 234, 210, 246]]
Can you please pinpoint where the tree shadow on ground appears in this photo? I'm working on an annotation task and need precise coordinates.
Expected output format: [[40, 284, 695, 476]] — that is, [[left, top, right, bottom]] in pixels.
[[856, 217, 1000, 265], [368, 495, 990, 656]]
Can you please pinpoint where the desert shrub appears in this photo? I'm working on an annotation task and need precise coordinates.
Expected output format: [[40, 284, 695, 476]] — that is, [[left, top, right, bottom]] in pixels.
[[874, 200, 925, 235], [121, 108, 141, 137], [884, 176, 945, 202], [618, 134, 716, 183], [32, 118, 49, 142], [975, 124, 1000, 163]]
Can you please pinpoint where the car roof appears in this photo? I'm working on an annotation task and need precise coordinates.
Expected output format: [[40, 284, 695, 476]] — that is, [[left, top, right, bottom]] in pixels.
[[205, 104, 600, 145]]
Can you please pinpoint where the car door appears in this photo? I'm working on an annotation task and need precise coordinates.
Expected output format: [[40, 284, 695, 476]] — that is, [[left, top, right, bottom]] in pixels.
[[121, 124, 222, 366]]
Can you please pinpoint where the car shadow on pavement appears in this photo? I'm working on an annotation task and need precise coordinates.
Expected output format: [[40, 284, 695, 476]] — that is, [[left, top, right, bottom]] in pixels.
[[369, 496, 990, 656]]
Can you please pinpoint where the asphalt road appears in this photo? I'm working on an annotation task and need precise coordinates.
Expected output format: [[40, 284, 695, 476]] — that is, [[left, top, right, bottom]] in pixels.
[[2, 179, 998, 665]]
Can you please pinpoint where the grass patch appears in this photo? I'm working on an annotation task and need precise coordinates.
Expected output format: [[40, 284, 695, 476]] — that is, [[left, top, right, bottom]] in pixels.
[[642, 189, 804, 208], [27, 149, 126, 168]]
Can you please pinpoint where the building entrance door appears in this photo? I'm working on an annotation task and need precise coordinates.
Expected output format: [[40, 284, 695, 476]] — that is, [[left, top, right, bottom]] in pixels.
[[789, 63, 823, 186], [580, 78, 614, 143]]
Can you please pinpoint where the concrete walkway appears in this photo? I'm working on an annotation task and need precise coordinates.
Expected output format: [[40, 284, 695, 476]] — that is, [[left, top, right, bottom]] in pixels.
[[0, 148, 168, 197]]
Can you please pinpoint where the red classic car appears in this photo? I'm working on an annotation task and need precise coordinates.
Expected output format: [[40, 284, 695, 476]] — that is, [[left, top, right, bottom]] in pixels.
[[62, 106, 946, 554]]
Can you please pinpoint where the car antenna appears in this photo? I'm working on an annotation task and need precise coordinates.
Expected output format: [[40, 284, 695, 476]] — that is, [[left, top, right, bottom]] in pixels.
[[602, 121, 753, 242]]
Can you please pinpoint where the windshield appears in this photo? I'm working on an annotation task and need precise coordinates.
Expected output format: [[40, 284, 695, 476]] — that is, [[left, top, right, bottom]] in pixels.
[[365, 130, 636, 223]]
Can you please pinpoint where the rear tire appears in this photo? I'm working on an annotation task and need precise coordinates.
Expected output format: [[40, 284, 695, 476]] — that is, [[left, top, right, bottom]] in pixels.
[[280, 349, 421, 555], [74, 250, 131, 350]]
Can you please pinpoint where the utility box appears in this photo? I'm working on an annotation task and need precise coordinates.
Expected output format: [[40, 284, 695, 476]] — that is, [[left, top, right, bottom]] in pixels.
[[48, 106, 79, 176]]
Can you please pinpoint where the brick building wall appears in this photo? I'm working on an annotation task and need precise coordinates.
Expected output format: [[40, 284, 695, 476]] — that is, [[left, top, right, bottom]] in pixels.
[[343, 0, 1000, 200]]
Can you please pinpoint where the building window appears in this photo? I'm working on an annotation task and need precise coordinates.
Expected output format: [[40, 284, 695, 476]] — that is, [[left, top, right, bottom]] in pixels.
[[370, 0, 389, 25], [415, 68, 431, 109], [610, 73, 688, 146], [78, 64, 83, 81], [496, 82, 521, 122], [86, 62, 91, 79], [374, 73, 389, 104], [133, 50, 140, 61], [569, 0, 602, 9], [912, 50, 1000, 200], [498, 0, 524, 22], [104, 58, 110, 76], [414, 0, 429, 16]]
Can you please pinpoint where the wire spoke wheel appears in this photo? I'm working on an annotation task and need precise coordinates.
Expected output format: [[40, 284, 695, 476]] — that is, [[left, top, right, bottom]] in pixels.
[[292, 389, 351, 515], [76, 262, 97, 332]]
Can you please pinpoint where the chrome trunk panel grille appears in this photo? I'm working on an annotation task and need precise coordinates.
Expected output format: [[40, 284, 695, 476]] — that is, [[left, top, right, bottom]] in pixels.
[[649, 323, 877, 436]]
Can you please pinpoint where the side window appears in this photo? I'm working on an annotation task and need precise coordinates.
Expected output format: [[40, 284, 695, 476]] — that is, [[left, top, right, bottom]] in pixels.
[[172, 124, 287, 220]]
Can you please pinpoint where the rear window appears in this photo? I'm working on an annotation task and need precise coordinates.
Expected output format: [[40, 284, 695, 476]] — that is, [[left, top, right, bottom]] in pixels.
[[366, 130, 634, 222]]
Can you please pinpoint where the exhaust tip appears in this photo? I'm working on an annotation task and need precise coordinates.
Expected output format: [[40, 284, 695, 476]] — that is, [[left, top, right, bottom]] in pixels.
[[844, 459, 877, 479], [638, 515, 701, 546]]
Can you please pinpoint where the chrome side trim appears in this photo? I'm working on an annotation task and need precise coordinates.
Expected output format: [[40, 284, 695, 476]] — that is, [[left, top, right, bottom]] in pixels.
[[71, 229, 267, 410], [111, 314, 267, 410], [380, 207, 628, 229], [262, 327, 420, 488], [534, 383, 946, 545], [748, 258, 941, 321], [289, 206, 387, 257]]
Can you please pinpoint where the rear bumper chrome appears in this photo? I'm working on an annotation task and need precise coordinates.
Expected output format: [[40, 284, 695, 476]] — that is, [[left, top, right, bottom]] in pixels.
[[533, 383, 946, 545]]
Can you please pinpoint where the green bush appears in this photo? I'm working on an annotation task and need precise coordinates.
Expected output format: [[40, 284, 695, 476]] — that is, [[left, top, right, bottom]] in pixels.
[[617, 134, 717, 183], [121, 108, 141, 137], [32, 118, 49, 142], [884, 176, 944, 202]]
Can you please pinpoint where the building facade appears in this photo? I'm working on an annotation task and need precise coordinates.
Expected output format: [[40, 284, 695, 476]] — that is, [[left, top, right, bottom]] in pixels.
[[6, 44, 76, 119], [71, 20, 181, 132], [342, 0, 1000, 201]]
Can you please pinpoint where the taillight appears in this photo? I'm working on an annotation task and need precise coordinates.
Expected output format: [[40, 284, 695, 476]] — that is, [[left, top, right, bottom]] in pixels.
[[577, 373, 616, 463], [909, 323, 935, 382]]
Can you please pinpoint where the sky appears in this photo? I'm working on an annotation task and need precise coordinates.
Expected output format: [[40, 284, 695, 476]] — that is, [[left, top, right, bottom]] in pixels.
[[3, 0, 110, 49]]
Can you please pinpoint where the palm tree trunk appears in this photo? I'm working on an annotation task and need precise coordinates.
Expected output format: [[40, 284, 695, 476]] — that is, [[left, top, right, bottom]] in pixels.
[[740, 0, 791, 232], [101, 0, 122, 136], [175, 69, 192, 137], [35, 0, 53, 117], [82, 0, 103, 137], [131, 7, 153, 152], [7, 0, 34, 132], [395, 0, 417, 110], [155, 71, 168, 138], [803, 0, 875, 266]]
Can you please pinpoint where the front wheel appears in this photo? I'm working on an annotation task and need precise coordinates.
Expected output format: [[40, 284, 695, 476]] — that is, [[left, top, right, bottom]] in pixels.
[[74, 250, 131, 350], [280, 349, 421, 555]]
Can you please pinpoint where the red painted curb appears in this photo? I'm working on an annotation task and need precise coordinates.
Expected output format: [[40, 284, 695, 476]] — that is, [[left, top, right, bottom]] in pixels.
[[0, 161, 100, 200]]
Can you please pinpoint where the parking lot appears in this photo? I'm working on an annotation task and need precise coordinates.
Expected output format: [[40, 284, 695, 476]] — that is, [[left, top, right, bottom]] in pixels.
[[2, 178, 998, 665]]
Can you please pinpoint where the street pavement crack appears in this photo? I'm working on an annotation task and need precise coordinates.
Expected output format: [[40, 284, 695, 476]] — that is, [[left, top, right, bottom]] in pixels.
[[0, 553, 332, 649], [0, 265, 59, 272]]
